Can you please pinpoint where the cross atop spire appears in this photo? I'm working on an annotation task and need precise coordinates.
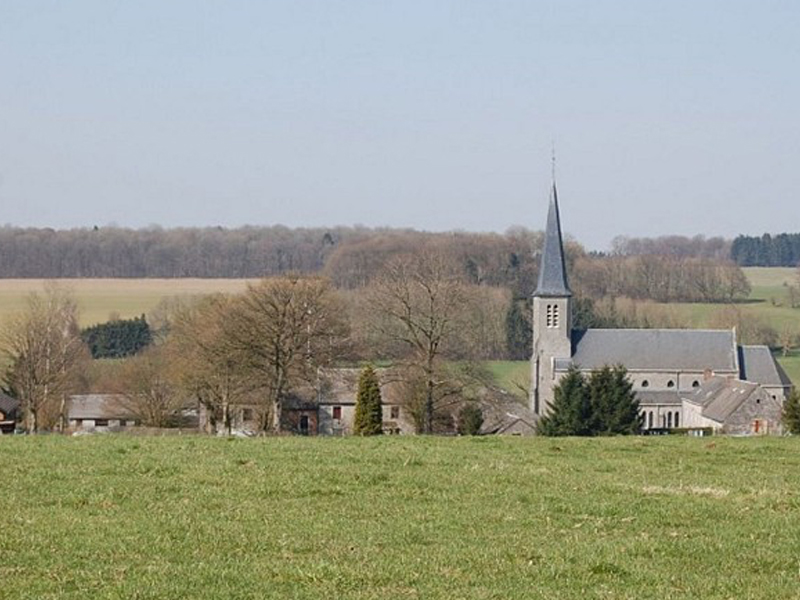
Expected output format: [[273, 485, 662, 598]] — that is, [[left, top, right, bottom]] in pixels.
[[534, 181, 571, 297]]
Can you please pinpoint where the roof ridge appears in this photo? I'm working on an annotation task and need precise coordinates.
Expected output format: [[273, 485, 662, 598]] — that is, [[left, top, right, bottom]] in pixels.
[[583, 328, 734, 333]]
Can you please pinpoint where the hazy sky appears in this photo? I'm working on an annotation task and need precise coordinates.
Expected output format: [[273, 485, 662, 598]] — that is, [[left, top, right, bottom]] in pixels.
[[1, 1, 798, 249]]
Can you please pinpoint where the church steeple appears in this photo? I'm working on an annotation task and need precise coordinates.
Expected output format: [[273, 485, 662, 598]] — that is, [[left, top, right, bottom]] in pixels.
[[530, 180, 573, 416], [534, 183, 571, 298]]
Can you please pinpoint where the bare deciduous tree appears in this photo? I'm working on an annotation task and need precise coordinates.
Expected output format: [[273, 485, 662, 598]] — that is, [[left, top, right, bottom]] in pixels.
[[778, 326, 798, 358], [224, 276, 350, 432], [170, 294, 264, 434], [368, 252, 473, 433], [0, 286, 88, 432], [115, 345, 183, 428]]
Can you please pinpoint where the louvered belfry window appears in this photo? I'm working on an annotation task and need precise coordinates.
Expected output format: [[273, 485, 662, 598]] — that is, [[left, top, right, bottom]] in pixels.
[[546, 304, 559, 328]]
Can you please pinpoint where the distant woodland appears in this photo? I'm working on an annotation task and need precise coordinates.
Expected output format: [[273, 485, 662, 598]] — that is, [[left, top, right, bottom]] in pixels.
[[730, 234, 800, 267], [0, 226, 763, 294]]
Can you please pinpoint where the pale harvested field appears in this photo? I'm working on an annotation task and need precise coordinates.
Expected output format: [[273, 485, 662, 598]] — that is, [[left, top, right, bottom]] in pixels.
[[0, 279, 256, 326]]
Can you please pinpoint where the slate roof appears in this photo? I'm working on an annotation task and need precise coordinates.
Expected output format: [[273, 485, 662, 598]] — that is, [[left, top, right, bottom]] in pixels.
[[0, 392, 19, 419], [309, 368, 405, 406], [67, 395, 136, 420], [475, 387, 537, 436], [683, 377, 763, 423], [739, 345, 793, 387], [534, 184, 571, 298], [568, 329, 738, 372]]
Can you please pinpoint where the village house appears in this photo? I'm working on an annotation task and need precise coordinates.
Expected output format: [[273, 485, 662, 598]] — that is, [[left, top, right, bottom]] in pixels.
[[680, 376, 783, 434], [202, 368, 416, 436], [202, 367, 538, 437], [0, 391, 19, 434], [531, 183, 793, 434], [66, 395, 140, 432]]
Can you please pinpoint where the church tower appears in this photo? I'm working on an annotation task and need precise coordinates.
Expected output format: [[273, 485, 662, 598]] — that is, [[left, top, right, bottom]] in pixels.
[[531, 183, 572, 416]]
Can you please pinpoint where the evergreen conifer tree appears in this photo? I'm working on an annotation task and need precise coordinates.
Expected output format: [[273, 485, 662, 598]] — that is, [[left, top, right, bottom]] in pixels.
[[537, 367, 590, 436], [782, 389, 800, 434], [353, 365, 383, 435], [587, 365, 641, 435], [505, 298, 531, 360], [457, 403, 484, 435]]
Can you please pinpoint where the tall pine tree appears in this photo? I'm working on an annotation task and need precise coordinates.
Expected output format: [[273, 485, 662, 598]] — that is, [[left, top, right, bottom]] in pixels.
[[537, 367, 591, 436], [587, 366, 641, 435], [782, 389, 800, 434], [505, 298, 531, 360], [353, 365, 383, 435], [538, 365, 640, 436]]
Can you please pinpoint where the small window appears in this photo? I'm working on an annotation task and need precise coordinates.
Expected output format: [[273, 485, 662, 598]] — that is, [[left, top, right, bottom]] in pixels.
[[641, 380, 649, 388], [674, 412, 680, 428], [756, 398, 761, 405], [332, 406, 342, 420], [647, 412, 653, 429], [667, 380, 675, 388], [390, 406, 400, 419], [692, 380, 700, 388], [242, 408, 254, 421], [95, 419, 109, 427]]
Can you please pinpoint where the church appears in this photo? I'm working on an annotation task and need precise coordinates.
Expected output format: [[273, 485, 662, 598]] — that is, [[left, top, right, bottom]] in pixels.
[[530, 184, 793, 435]]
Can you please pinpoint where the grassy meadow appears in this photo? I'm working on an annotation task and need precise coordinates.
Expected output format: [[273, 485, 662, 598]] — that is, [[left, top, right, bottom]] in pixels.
[[661, 267, 799, 332], [1, 435, 799, 599]]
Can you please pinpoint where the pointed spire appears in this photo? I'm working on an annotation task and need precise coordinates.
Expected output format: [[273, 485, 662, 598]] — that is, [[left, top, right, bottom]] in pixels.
[[534, 182, 571, 297]]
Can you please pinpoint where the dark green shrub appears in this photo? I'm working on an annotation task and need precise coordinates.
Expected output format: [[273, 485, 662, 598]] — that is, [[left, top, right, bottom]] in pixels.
[[81, 315, 152, 359], [457, 403, 484, 436]]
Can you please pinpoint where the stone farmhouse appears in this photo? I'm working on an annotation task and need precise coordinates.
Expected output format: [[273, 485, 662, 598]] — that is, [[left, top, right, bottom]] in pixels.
[[198, 368, 416, 436], [0, 391, 19, 434], [531, 184, 793, 435], [66, 395, 140, 432], [200, 367, 537, 436], [281, 368, 416, 436]]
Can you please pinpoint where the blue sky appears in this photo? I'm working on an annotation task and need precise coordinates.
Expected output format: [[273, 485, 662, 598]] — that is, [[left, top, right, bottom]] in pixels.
[[1, 0, 798, 249]]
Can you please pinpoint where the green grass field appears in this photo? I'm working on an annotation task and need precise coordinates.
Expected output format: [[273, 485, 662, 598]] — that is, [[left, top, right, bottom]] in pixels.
[[662, 267, 799, 332], [1, 435, 799, 599]]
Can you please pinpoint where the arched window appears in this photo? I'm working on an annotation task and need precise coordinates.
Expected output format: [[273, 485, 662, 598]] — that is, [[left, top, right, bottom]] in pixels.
[[667, 380, 675, 388], [641, 380, 650, 388], [692, 380, 700, 388], [667, 413, 673, 428], [648, 411, 653, 429], [674, 412, 680, 428]]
